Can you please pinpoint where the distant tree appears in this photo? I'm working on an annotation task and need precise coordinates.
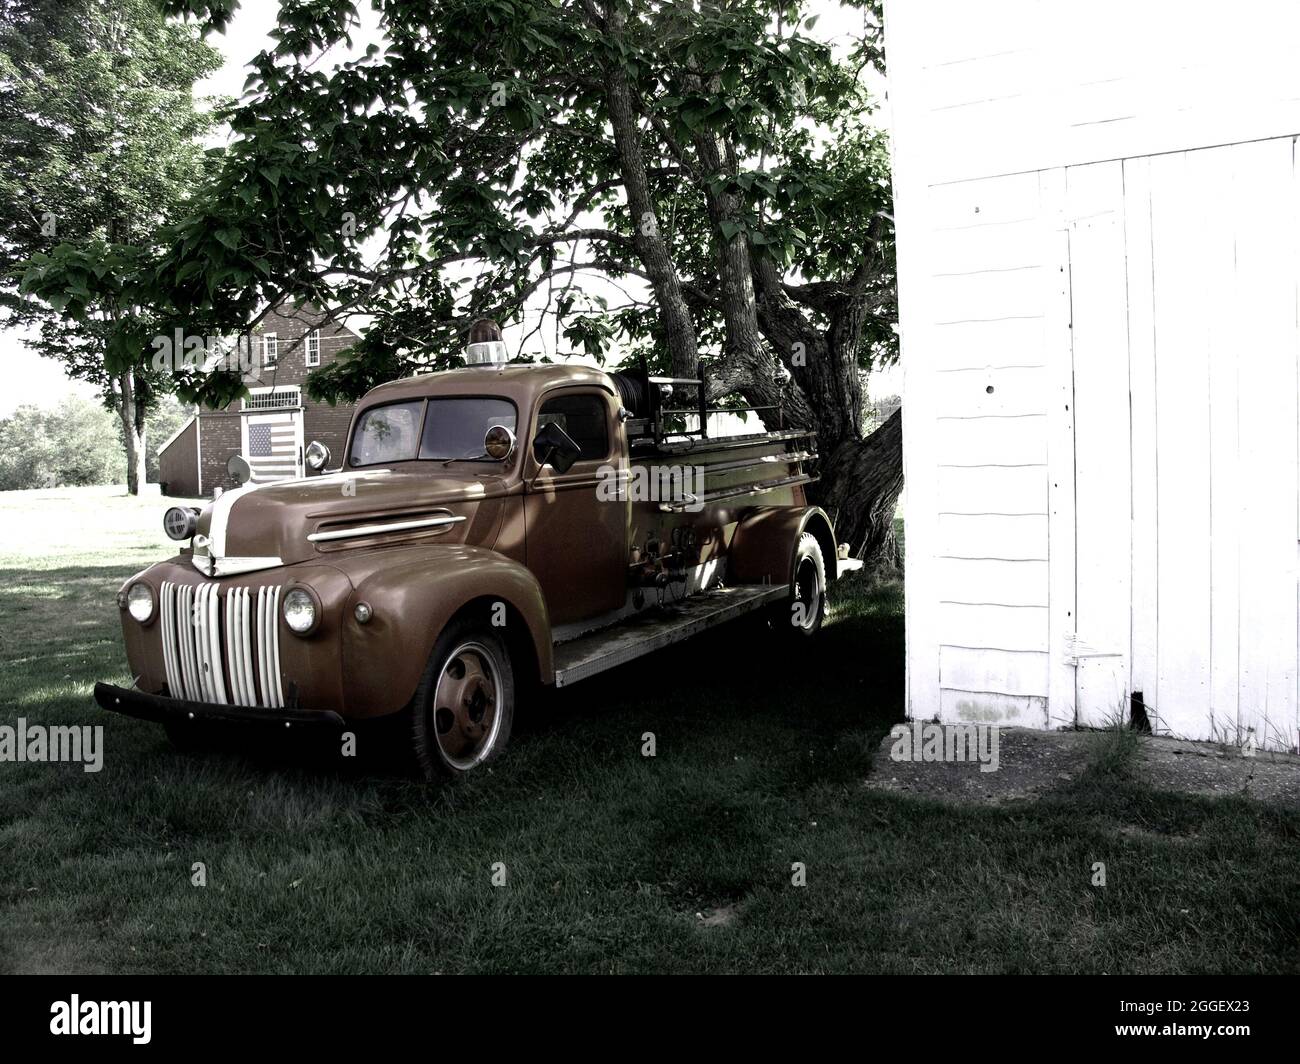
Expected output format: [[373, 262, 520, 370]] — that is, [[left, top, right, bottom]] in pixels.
[[0, 404, 53, 489], [0, 396, 120, 489], [0, 0, 223, 493]]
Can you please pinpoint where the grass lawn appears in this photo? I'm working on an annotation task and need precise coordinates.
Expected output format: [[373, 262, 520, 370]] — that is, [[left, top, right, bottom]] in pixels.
[[1, 486, 1296, 974]]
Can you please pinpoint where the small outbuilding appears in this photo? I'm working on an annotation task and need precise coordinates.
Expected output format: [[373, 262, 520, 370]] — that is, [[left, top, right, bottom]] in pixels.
[[886, 0, 1298, 750], [158, 301, 360, 497]]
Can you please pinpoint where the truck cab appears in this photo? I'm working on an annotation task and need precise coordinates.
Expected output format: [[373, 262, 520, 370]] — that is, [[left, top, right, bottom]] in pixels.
[[97, 324, 842, 778]]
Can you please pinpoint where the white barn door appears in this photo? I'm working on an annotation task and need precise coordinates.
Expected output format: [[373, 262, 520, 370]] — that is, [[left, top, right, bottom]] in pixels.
[[1063, 142, 1300, 749], [1062, 163, 1132, 728]]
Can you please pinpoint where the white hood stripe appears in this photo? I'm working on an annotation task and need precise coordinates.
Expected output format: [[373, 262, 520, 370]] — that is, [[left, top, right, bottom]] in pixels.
[[209, 470, 393, 557]]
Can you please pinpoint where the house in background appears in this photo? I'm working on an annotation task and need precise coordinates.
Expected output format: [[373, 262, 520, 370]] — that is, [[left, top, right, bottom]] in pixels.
[[886, 0, 1298, 750], [158, 300, 361, 497]]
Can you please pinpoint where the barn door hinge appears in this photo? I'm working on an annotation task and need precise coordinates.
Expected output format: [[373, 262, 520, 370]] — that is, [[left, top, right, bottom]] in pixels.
[[1062, 632, 1123, 667]]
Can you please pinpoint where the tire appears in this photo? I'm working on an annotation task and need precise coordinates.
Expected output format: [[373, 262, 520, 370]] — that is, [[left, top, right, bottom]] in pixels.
[[767, 531, 827, 638], [408, 619, 515, 780]]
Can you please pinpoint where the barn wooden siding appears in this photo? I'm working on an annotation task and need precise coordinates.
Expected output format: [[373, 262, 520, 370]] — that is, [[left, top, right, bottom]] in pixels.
[[887, 0, 1300, 750], [158, 416, 199, 498]]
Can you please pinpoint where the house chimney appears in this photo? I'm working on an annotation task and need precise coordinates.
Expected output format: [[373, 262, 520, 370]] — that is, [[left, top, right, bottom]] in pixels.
[[465, 318, 509, 366]]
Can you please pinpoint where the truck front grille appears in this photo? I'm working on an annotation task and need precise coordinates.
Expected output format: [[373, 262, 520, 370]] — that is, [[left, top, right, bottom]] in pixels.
[[159, 581, 285, 708]]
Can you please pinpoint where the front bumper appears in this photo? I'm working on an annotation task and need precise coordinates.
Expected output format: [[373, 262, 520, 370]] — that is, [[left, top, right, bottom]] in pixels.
[[93, 682, 346, 730]]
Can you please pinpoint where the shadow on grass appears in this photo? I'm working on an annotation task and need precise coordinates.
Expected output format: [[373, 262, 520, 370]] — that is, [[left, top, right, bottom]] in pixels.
[[2, 563, 903, 794], [6, 562, 1299, 974]]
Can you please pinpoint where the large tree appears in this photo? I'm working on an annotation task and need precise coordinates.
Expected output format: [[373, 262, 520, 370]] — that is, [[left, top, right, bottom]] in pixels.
[[0, 0, 222, 493], [38, 0, 904, 558]]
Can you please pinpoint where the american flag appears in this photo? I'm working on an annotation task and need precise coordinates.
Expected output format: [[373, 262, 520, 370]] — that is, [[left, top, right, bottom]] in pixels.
[[248, 424, 274, 456]]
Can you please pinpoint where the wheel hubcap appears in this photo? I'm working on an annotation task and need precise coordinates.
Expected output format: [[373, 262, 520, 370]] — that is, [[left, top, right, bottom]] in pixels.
[[431, 642, 501, 770]]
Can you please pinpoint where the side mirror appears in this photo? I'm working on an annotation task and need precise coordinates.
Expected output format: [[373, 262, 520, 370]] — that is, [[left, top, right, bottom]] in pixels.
[[305, 440, 331, 471], [532, 421, 581, 474], [227, 453, 252, 486]]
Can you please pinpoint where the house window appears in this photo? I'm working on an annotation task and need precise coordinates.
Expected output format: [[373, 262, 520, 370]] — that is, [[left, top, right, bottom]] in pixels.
[[244, 386, 301, 411], [262, 332, 279, 370], [305, 330, 321, 367]]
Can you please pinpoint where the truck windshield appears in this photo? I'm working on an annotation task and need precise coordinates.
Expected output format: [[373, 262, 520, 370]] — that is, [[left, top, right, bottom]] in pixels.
[[419, 398, 516, 461], [350, 401, 423, 466], [349, 398, 517, 467]]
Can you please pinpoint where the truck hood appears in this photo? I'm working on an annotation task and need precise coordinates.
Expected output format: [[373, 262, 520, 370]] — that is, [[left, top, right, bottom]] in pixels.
[[191, 467, 511, 577]]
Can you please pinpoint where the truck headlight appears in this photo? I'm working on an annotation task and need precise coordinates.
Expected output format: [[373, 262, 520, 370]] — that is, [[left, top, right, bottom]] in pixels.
[[125, 583, 155, 624], [282, 587, 319, 635]]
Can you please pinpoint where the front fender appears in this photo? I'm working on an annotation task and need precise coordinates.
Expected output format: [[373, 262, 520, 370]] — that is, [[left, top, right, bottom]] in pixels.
[[333, 544, 552, 718]]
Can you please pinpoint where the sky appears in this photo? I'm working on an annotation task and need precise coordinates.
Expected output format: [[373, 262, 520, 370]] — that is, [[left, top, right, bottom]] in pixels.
[[0, 0, 897, 416]]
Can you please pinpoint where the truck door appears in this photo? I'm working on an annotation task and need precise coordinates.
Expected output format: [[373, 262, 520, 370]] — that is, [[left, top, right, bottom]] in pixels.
[[523, 388, 627, 626]]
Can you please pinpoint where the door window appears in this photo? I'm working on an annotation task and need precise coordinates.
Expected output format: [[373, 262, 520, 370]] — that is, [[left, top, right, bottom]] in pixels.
[[534, 393, 609, 463]]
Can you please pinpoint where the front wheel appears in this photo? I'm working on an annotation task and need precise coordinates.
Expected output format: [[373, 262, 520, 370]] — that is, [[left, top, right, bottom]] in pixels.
[[408, 620, 515, 780], [768, 531, 827, 638]]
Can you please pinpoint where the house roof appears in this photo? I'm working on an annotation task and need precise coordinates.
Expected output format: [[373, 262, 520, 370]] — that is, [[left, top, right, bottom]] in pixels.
[[156, 414, 197, 456]]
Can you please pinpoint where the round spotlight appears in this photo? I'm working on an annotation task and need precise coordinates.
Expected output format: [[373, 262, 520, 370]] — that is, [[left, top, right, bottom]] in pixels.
[[305, 440, 331, 471], [282, 587, 319, 635], [483, 424, 516, 460], [163, 506, 198, 541], [125, 583, 155, 624]]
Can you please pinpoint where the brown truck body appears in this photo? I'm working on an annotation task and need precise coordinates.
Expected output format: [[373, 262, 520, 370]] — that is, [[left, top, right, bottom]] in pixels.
[[97, 358, 840, 774]]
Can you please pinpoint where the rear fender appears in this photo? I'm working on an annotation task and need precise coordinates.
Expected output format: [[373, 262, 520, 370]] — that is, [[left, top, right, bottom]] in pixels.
[[728, 506, 838, 588], [338, 545, 552, 718]]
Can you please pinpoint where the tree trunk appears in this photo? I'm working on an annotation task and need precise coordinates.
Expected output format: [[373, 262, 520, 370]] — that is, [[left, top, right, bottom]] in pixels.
[[812, 408, 903, 578], [745, 258, 902, 573], [115, 368, 146, 495], [603, 7, 700, 379]]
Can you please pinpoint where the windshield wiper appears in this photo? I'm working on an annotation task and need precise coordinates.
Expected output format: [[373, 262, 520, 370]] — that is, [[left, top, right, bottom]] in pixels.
[[441, 450, 488, 466]]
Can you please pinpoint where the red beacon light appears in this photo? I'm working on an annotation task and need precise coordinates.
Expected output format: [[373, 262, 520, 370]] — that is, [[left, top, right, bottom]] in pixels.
[[465, 319, 509, 367]]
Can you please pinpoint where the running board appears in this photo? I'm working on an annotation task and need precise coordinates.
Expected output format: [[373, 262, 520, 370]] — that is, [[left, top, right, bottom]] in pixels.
[[552, 584, 788, 688]]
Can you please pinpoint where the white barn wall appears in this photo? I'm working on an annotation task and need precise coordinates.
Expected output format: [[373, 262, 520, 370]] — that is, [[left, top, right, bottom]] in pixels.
[[909, 0, 1300, 181], [887, 0, 1300, 750]]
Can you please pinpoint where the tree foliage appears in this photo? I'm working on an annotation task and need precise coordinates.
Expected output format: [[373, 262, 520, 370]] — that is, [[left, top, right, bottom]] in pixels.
[[27, 0, 902, 554], [127, 0, 892, 392], [0, 394, 187, 489], [1, 0, 223, 490]]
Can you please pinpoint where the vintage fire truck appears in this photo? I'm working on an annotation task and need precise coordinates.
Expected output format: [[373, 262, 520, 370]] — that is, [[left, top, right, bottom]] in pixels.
[[95, 322, 847, 778]]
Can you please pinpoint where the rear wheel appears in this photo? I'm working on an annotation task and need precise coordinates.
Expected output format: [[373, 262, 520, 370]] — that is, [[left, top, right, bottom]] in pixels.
[[408, 619, 515, 780], [768, 531, 827, 638]]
